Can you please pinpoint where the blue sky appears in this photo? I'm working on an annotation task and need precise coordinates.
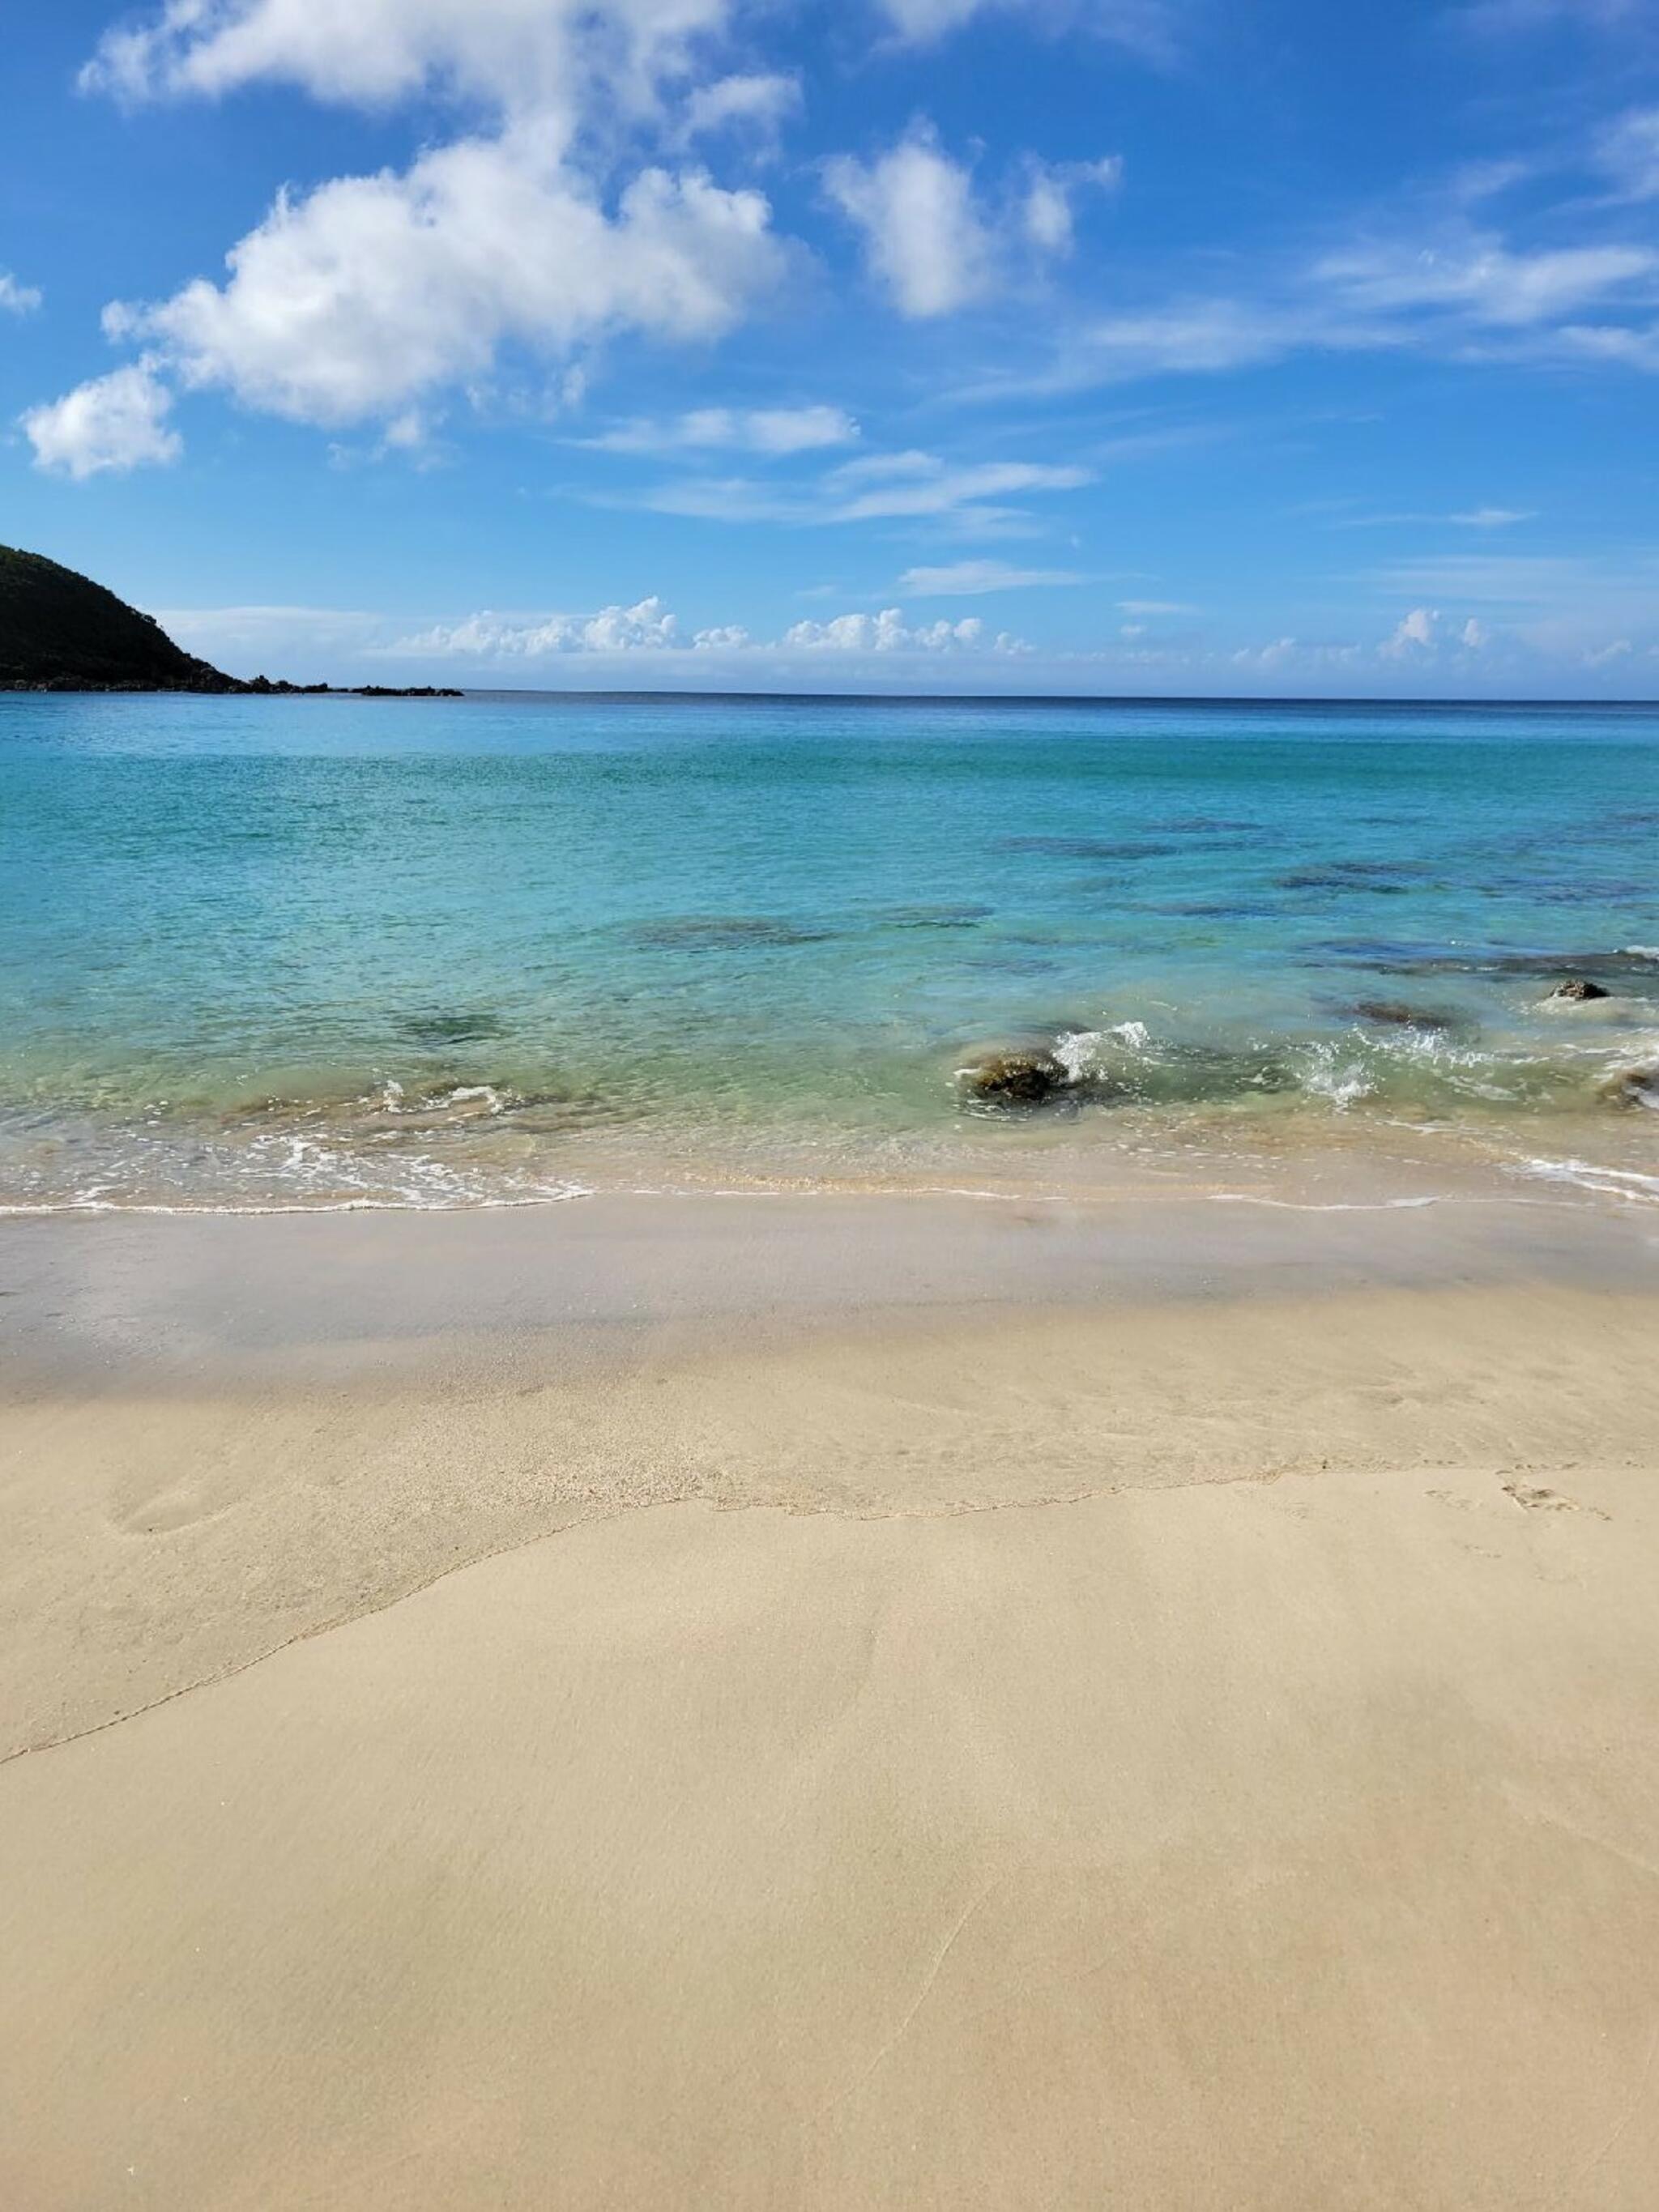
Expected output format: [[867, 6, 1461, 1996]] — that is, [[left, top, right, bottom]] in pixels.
[[4, 0, 1659, 696]]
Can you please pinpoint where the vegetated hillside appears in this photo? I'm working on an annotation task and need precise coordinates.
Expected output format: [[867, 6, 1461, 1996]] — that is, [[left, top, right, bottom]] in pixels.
[[0, 544, 240, 692]]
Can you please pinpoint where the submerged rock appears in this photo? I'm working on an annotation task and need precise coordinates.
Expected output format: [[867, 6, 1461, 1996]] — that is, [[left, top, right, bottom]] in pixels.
[[1549, 977, 1611, 1001], [958, 1048, 1068, 1107], [1350, 999, 1459, 1029]]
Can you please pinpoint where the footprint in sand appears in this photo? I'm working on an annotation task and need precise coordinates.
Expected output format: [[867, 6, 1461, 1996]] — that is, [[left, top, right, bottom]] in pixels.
[[1501, 1479, 1610, 1521], [108, 1479, 237, 1538]]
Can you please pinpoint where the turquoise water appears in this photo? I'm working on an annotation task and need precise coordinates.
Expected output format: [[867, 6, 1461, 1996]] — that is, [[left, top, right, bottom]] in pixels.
[[2, 690, 1656, 1208]]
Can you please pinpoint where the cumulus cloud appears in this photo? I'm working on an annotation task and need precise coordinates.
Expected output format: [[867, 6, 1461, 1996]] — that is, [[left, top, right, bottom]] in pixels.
[[824, 128, 996, 318], [390, 598, 1029, 659], [1230, 636, 1363, 673], [585, 404, 859, 454], [782, 607, 1025, 652], [79, 0, 736, 134], [101, 135, 786, 426], [1381, 605, 1439, 656], [0, 272, 42, 316], [399, 598, 685, 656], [66, 1, 794, 443], [824, 124, 1119, 316], [21, 360, 183, 478]]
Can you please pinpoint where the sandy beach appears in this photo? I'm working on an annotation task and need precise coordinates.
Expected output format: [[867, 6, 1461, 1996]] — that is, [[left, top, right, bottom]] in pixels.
[[2, 1188, 1658, 2209]]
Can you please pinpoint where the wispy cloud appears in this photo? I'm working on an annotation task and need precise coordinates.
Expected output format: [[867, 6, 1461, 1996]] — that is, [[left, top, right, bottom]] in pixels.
[[972, 130, 1659, 400], [0, 271, 41, 315], [878, 0, 1185, 67], [1332, 505, 1537, 530], [898, 558, 1087, 593], [581, 406, 859, 455], [610, 445, 1091, 534]]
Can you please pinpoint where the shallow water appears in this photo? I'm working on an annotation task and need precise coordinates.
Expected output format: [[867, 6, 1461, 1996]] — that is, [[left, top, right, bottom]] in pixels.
[[2, 690, 1655, 1208]]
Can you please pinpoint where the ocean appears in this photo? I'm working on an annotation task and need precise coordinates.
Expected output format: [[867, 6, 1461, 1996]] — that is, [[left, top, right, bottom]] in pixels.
[[2, 689, 1655, 1210]]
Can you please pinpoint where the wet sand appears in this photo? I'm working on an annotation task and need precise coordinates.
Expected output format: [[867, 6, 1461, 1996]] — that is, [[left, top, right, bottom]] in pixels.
[[3, 1190, 1658, 2207]]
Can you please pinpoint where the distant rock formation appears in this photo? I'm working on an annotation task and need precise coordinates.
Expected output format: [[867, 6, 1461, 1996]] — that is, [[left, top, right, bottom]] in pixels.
[[1, 543, 244, 692], [0, 545, 460, 697]]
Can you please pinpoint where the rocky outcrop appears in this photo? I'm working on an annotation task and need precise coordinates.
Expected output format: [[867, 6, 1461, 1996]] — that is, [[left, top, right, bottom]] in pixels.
[[1549, 978, 1611, 1002], [0, 545, 461, 696], [1, 543, 244, 692], [957, 1049, 1068, 1106]]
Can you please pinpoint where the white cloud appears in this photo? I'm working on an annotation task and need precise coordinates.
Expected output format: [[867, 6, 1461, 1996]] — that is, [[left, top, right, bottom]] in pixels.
[[79, 0, 736, 134], [156, 603, 390, 658], [74, 2, 791, 439], [1596, 108, 1659, 202], [0, 272, 41, 316], [991, 184, 1659, 399], [21, 360, 183, 479], [1230, 636, 1363, 674], [878, 0, 1181, 63], [1316, 234, 1656, 327], [388, 598, 1029, 661], [824, 126, 997, 318], [1333, 504, 1536, 529], [1020, 156, 1123, 254], [1461, 617, 1490, 647], [1118, 596, 1196, 614], [825, 451, 1090, 522], [676, 71, 800, 147], [621, 445, 1090, 531], [782, 607, 1026, 653], [586, 404, 859, 454], [1367, 552, 1659, 609], [104, 135, 787, 426], [823, 126, 1120, 318], [1055, 299, 1316, 386], [400, 598, 684, 656], [899, 558, 1085, 593], [1381, 605, 1439, 656]]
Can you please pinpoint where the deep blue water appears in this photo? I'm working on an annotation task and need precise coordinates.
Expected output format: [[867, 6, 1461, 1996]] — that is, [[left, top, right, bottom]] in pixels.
[[2, 690, 1655, 1207]]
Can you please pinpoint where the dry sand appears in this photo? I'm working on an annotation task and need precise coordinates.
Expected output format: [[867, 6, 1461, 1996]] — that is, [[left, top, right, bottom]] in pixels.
[[2, 1191, 1658, 2208]]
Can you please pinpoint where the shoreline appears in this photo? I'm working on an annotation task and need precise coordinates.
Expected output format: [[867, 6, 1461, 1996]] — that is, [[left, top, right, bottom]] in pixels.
[[3, 1093, 1657, 1222], [6, 1174, 1657, 1387]]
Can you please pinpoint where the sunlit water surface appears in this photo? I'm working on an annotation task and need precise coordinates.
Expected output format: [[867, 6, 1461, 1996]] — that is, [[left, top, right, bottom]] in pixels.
[[2, 690, 1655, 1210]]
